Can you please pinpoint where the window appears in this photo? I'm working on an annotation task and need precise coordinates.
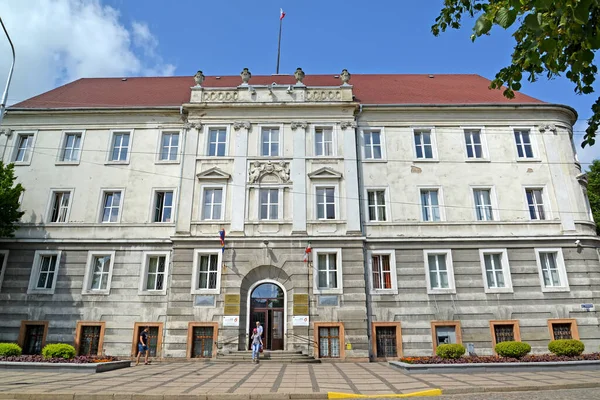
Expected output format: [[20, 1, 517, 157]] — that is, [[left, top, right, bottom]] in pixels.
[[207, 128, 227, 156], [514, 129, 534, 158], [424, 250, 455, 294], [187, 323, 218, 359], [132, 323, 163, 357], [318, 326, 341, 358], [261, 127, 280, 157], [414, 129, 434, 159], [315, 127, 334, 156], [191, 250, 223, 294], [75, 322, 106, 356], [490, 320, 521, 347], [140, 252, 169, 294], [313, 249, 343, 294], [109, 131, 131, 162], [464, 129, 484, 159], [59, 132, 83, 162], [27, 251, 62, 294], [259, 189, 279, 220], [18, 321, 48, 355], [14, 133, 35, 163], [153, 191, 174, 223], [367, 190, 387, 222], [431, 321, 462, 352], [372, 323, 402, 359], [526, 188, 546, 220], [369, 250, 398, 293], [535, 249, 569, 292], [548, 319, 579, 340], [364, 130, 383, 160], [473, 188, 494, 221], [0, 250, 8, 291], [201, 187, 223, 220], [101, 191, 122, 223], [48, 191, 72, 223], [479, 249, 513, 293], [420, 189, 441, 221], [316, 187, 336, 220], [82, 251, 115, 295], [159, 132, 179, 161]]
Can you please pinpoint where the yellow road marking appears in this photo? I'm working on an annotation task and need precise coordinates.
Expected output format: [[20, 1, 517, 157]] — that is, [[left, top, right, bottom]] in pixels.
[[328, 388, 442, 398]]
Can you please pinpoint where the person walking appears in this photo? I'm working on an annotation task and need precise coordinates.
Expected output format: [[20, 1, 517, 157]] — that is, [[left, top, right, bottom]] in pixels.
[[251, 328, 262, 364], [255, 321, 264, 338], [136, 326, 150, 366]]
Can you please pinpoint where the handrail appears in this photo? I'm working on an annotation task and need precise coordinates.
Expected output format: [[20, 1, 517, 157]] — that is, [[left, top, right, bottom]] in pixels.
[[285, 332, 317, 346], [215, 336, 240, 349]]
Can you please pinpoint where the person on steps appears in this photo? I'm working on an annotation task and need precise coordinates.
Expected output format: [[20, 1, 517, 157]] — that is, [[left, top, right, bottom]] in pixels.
[[251, 328, 263, 364]]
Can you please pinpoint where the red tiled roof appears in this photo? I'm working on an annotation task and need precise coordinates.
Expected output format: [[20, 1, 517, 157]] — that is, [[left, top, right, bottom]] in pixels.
[[10, 74, 544, 109]]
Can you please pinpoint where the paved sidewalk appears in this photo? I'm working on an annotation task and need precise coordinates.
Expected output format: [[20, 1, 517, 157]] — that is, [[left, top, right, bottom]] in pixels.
[[0, 362, 599, 399]]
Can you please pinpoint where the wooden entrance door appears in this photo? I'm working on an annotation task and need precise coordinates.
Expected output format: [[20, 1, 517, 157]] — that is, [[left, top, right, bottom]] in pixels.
[[250, 283, 285, 350]]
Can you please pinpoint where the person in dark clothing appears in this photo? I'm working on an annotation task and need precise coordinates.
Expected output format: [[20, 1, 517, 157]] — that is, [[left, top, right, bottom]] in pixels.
[[136, 326, 150, 366]]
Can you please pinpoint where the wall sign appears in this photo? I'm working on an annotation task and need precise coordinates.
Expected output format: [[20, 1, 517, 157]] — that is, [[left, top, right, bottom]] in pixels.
[[292, 316, 309, 326], [223, 316, 239, 327]]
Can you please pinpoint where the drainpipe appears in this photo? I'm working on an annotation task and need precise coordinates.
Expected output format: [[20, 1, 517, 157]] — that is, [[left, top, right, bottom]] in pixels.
[[354, 104, 374, 361]]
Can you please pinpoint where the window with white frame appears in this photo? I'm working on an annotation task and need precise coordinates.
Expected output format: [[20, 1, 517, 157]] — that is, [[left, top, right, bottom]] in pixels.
[[367, 190, 387, 222], [208, 128, 227, 156], [363, 130, 383, 160], [514, 129, 534, 158], [14, 133, 35, 163], [48, 191, 72, 223], [60, 132, 82, 162], [420, 189, 441, 221], [101, 191, 122, 223], [370, 251, 398, 293], [82, 251, 115, 295], [259, 189, 279, 220], [316, 187, 336, 220], [159, 132, 179, 161], [153, 191, 174, 223], [479, 249, 513, 293], [201, 187, 223, 220], [414, 129, 434, 159], [535, 249, 569, 292], [27, 250, 62, 294], [464, 129, 484, 159], [473, 188, 494, 221], [526, 188, 546, 220], [109, 132, 131, 162], [191, 250, 222, 294], [313, 249, 343, 294], [0, 250, 8, 291], [424, 250, 455, 293], [261, 127, 280, 157], [141, 252, 169, 293], [582, 188, 594, 221], [315, 127, 334, 156]]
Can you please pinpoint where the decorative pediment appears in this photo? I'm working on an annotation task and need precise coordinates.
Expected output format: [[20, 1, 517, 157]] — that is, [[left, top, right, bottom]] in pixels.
[[248, 160, 291, 184], [308, 167, 342, 180], [196, 167, 231, 181]]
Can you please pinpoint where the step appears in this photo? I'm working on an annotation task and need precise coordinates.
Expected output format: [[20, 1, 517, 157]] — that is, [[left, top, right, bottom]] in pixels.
[[213, 359, 321, 364]]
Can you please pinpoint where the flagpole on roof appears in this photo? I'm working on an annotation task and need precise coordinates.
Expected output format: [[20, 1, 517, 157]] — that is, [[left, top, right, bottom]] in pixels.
[[276, 8, 285, 74]]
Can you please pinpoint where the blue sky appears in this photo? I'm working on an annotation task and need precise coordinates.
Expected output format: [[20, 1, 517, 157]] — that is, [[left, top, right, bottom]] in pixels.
[[1, 0, 598, 165]]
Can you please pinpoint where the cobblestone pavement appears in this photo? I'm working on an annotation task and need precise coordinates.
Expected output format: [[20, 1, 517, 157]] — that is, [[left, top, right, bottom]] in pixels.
[[0, 362, 599, 398], [420, 388, 600, 399]]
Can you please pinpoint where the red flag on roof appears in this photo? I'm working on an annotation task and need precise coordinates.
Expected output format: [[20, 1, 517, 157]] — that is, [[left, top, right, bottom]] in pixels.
[[280, 8, 285, 20]]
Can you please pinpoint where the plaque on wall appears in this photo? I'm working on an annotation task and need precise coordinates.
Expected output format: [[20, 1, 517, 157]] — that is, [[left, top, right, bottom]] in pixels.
[[225, 294, 240, 304], [223, 316, 239, 327], [194, 295, 215, 307], [293, 316, 309, 326], [224, 305, 240, 315], [293, 294, 309, 315], [318, 295, 339, 306], [224, 294, 240, 315]]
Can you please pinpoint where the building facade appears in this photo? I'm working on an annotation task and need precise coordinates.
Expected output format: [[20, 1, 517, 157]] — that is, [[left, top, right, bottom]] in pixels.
[[0, 70, 598, 361]]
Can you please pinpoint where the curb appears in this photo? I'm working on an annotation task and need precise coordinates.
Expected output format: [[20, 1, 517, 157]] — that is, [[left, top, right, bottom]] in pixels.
[[442, 381, 600, 395], [0, 393, 329, 400], [328, 389, 442, 398]]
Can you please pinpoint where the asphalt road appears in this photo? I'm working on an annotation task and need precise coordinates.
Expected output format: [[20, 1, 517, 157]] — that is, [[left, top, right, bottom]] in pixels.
[[417, 388, 600, 399]]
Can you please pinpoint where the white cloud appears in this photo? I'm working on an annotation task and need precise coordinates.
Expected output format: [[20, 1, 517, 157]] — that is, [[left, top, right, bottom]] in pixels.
[[574, 120, 600, 171], [0, 0, 176, 104]]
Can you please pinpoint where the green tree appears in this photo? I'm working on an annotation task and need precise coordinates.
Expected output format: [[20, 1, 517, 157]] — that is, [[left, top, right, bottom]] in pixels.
[[587, 160, 600, 234], [0, 162, 24, 237], [432, 0, 600, 146]]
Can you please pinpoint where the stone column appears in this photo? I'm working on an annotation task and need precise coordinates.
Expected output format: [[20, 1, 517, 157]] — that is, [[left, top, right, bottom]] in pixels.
[[175, 122, 201, 235], [291, 122, 308, 234], [230, 121, 251, 233], [341, 121, 361, 233]]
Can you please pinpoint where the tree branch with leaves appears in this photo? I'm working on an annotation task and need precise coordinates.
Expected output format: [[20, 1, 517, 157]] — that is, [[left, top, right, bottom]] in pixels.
[[433, 0, 600, 146], [0, 162, 25, 237]]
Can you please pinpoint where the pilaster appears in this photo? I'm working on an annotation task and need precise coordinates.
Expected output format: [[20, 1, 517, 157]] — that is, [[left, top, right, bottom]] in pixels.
[[342, 121, 361, 233], [291, 122, 308, 234], [230, 121, 251, 234]]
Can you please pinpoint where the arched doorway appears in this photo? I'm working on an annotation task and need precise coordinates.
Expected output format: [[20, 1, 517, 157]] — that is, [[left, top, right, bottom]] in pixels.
[[249, 282, 285, 350]]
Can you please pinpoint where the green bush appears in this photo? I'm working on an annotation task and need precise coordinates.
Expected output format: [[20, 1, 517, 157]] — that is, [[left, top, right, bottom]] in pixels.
[[548, 339, 585, 356], [436, 343, 466, 359], [495, 341, 531, 358], [42, 343, 76, 359], [0, 343, 22, 357]]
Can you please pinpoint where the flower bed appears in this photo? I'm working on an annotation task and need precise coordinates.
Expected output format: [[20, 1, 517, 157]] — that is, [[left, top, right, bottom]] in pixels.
[[0, 355, 119, 363], [400, 353, 600, 364]]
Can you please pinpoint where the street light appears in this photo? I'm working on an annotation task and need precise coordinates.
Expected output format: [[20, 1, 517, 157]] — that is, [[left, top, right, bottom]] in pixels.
[[0, 17, 15, 128]]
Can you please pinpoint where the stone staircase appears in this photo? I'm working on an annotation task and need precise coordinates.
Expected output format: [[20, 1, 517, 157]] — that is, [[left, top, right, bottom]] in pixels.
[[216, 350, 320, 363]]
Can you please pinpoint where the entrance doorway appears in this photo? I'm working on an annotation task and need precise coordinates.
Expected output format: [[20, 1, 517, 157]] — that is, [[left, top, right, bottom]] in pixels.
[[249, 282, 284, 350]]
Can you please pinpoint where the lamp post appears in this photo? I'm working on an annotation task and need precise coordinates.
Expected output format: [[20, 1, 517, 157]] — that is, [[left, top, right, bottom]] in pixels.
[[0, 17, 16, 127]]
